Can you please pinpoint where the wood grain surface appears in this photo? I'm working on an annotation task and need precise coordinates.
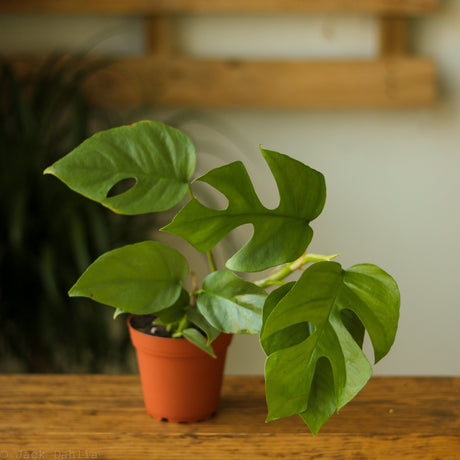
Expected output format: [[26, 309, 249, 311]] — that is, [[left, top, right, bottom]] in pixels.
[[10, 56, 436, 109], [0, 0, 440, 15], [87, 57, 437, 109], [0, 375, 458, 459]]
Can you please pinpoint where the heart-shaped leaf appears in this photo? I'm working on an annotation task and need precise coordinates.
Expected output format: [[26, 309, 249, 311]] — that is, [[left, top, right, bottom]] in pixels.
[[197, 270, 267, 334], [69, 241, 189, 314], [163, 148, 326, 272], [44, 121, 196, 215], [261, 261, 400, 433]]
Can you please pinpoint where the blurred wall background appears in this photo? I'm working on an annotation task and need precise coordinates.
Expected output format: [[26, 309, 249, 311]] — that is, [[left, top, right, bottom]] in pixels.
[[1, 0, 459, 375]]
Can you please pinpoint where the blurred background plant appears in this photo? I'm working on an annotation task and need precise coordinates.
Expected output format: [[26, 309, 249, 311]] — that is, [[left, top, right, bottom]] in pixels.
[[0, 51, 250, 373], [0, 55, 147, 373]]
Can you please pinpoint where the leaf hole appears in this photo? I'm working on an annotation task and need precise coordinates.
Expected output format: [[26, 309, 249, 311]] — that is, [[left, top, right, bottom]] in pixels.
[[106, 178, 137, 198], [192, 181, 229, 211], [340, 309, 365, 349], [224, 223, 254, 262]]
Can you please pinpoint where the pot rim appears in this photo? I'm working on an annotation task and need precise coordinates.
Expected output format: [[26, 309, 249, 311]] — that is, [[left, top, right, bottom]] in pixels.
[[127, 314, 232, 358]]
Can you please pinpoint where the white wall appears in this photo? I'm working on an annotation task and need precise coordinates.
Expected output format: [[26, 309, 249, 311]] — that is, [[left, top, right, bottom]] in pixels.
[[2, 1, 459, 375]]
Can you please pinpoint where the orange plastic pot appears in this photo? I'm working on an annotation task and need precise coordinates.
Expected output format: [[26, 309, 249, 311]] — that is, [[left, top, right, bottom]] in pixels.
[[128, 316, 232, 423]]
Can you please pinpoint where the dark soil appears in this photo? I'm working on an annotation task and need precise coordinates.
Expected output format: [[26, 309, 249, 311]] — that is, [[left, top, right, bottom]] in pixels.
[[129, 314, 206, 339], [129, 314, 171, 338]]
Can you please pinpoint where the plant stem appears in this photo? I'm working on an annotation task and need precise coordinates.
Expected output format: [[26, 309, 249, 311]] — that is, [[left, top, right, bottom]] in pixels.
[[187, 185, 194, 200], [172, 314, 190, 338], [189, 288, 203, 307], [207, 250, 217, 272], [255, 252, 339, 288]]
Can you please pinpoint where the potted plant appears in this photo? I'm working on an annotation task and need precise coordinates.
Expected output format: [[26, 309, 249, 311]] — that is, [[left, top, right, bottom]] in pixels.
[[44, 120, 400, 434]]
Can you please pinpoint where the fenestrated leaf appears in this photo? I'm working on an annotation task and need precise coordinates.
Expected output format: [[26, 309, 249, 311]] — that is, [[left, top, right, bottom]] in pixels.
[[300, 357, 336, 435], [69, 241, 189, 315], [44, 121, 196, 215], [262, 282, 294, 330], [341, 309, 365, 349], [163, 148, 326, 272], [196, 270, 267, 334], [342, 264, 400, 363], [261, 261, 400, 432], [260, 282, 313, 356]]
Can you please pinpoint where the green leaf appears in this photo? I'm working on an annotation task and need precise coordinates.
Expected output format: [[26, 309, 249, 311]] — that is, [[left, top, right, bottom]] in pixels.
[[342, 264, 400, 363], [186, 307, 221, 345], [69, 241, 189, 315], [44, 121, 196, 215], [261, 261, 400, 432], [153, 288, 190, 325], [260, 283, 312, 356], [299, 357, 336, 435], [196, 270, 267, 334], [182, 328, 216, 358], [163, 148, 326, 272], [262, 282, 294, 329]]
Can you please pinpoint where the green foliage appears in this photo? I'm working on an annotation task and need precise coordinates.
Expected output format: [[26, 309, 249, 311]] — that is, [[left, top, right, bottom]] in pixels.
[[197, 270, 267, 334], [261, 262, 400, 434], [182, 328, 216, 358], [163, 148, 326, 272], [69, 241, 189, 314], [45, 121, 196, 215], [44, 120, 400, 433]]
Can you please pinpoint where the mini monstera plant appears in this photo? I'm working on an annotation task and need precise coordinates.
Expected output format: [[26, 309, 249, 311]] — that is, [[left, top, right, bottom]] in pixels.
[[44, 121, 400, 434]]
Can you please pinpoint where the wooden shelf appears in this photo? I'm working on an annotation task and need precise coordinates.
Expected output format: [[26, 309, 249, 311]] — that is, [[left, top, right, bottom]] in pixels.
[[10, 56, 436, 109], [1, 0, 440, 109], [0, 0, 439, 15], [87, 57, 435, 109]]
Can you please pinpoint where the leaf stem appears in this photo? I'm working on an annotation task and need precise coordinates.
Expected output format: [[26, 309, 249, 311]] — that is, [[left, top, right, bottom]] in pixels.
[[207, 250, 217, 272], [187, 184, 194, 201], [254, 253, 339, 288], [172, 314, 190, 338]]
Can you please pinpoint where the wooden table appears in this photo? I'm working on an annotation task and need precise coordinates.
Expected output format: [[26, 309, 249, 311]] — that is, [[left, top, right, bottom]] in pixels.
[[1, 375, 458, 459]]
